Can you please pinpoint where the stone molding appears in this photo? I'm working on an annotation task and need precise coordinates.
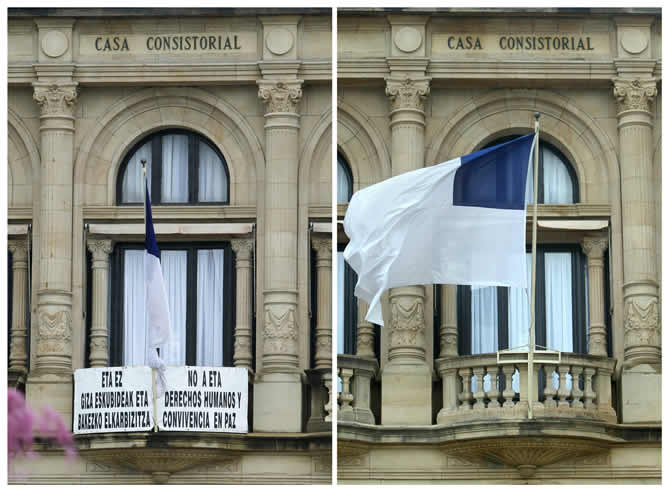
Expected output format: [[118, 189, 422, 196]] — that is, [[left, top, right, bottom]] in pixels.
[[257, 80, 303, 114], [385, 76, 430, 112], [32, 82, 78, 117], [612, 78, 657, 113]]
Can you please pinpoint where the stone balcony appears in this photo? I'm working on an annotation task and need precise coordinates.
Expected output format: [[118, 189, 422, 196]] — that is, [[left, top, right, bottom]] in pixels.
[[337, 352, 622, 478]]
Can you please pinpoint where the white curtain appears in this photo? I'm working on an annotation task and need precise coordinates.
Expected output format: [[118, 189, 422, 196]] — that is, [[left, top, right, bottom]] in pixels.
[[471, 287, 497, 393], [337, 159, 351, 204], [161, 134, 189, 203], [196, 249, 225, 366], [543, 147, 574, 204], [337, 252, 345, 354], [123, 249, 187, 366], [121, 142, 152, 202], [199, 142, 227, 202], [159, 251, 187, 365], [545, 252, 573, 390], [507, 254, 531, 393]]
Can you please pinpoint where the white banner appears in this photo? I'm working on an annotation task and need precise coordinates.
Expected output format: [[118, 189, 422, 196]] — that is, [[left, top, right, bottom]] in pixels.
[[73, 366, 154, 434], [156, 366, 248, 433]]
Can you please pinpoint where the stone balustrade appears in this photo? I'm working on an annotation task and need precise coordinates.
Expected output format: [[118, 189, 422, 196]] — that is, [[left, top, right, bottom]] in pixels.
[[436, 352, 617, 424], [336, 354, 378, 424]]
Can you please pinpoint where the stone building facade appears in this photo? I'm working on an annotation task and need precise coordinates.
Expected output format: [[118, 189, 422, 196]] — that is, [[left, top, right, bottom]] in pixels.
[[336, 8, 661, 484], [7, 8, 332, 484]]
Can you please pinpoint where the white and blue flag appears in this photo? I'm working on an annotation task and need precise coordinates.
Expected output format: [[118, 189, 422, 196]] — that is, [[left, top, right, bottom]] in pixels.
[[343, 133, 536, 326], [145, 181, 171, 395]]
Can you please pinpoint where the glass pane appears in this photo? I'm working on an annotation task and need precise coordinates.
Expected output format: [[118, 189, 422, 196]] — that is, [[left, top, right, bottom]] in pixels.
[[337, 157, 352, 204], [121, 142, 152, 203], [543, 147, 574, 204], [337, 252, 345, 354], [123, 249, 187, 365], [471, 286, 498, 354], [161, 134, 189, 203], [196, 249, 225, 366], [199, 142, 227, 202]]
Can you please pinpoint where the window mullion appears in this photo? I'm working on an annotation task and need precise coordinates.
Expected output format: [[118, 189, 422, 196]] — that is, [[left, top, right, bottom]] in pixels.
[[186, 247, 197, 365], [497, 287, 509, 351], [535, 249, 547, 350], [190, 135, 198, 203], [223, 245, 235, 367], [152, 136, 162, 204], [457, 286, 472, 355]]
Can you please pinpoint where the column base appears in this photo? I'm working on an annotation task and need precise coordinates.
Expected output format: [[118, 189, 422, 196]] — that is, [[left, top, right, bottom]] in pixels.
[[26, 372, 74, 431], [381, 359, 431, 425], [621, 364, 661, 423], [253, 372, 303, 432]]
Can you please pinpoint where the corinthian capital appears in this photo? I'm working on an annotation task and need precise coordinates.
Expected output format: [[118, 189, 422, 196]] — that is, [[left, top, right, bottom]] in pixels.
[[311, 236, 332, 258], [581, 236, 609, 260], [32, 82, 78, 117], [613, 78, 657, 113], [257, 80, 303, 114], [8, 240, 29, 263], [231, 238, 254, 260], [385, 76, 430, 112], [87, 239, 113, 262]]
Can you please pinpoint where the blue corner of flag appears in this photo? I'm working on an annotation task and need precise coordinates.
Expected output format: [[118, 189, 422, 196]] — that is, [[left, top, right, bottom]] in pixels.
[[145, 182, 160, 259], [453, 133, 535, 210]]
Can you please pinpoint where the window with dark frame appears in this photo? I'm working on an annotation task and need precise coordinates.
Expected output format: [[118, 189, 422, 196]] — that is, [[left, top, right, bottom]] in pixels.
[[108, 242, 236, 367], [337, 151, 353, 204], [457, 245, 593, 356], [117, 129, 230, 205]]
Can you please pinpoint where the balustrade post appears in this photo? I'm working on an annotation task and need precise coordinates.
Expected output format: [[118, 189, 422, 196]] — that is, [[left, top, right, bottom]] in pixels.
[[543, 364, 557, 408], [472, 367, 486, 409], [557, 365, 571, 408], [338, 368, 354, 420], [571, 365, 584, 409], [487, 366, 501, 409], [458, 368, 473, 411], [501, 365, 516, 408], [583, 367, 596, 410], [594, 366, 617, 422], [436, 366, 459, 423]]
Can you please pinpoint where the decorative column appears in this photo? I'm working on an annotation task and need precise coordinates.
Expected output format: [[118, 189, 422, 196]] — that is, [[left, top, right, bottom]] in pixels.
[[381, 75, 432, 425], [582, 236, 609, 356], [8, 240, 29, 384], [311, 236, 332, 370], [26, 81, 78, 424], [613, 77, 661, 423], [231, 239, 253, 370], [436, 285, 459, 423], [254, 79, 303, 432], [87, 239, 112, 368]]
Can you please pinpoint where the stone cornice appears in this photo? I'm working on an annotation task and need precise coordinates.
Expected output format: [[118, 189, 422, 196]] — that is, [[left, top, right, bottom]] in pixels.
[[8, 61, 331, 86], [81, 205, 257, 222]]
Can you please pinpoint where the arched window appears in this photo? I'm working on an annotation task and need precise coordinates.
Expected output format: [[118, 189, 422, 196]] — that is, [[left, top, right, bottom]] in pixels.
[[337, 152, 353, 204], [117, 129, 229, 205], [455, 135, 598, 392]]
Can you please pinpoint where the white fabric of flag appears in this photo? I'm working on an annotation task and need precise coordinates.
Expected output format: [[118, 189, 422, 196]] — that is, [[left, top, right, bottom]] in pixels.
[[343, 133, 536, 326], [145, 181, 172, 396]]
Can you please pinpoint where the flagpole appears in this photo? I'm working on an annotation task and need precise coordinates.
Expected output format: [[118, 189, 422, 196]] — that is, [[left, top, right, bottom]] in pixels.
[[528, 113, 540, 420]]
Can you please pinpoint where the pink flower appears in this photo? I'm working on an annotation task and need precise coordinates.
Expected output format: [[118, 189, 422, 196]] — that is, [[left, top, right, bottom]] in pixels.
[[7, 388, 77, 463]]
